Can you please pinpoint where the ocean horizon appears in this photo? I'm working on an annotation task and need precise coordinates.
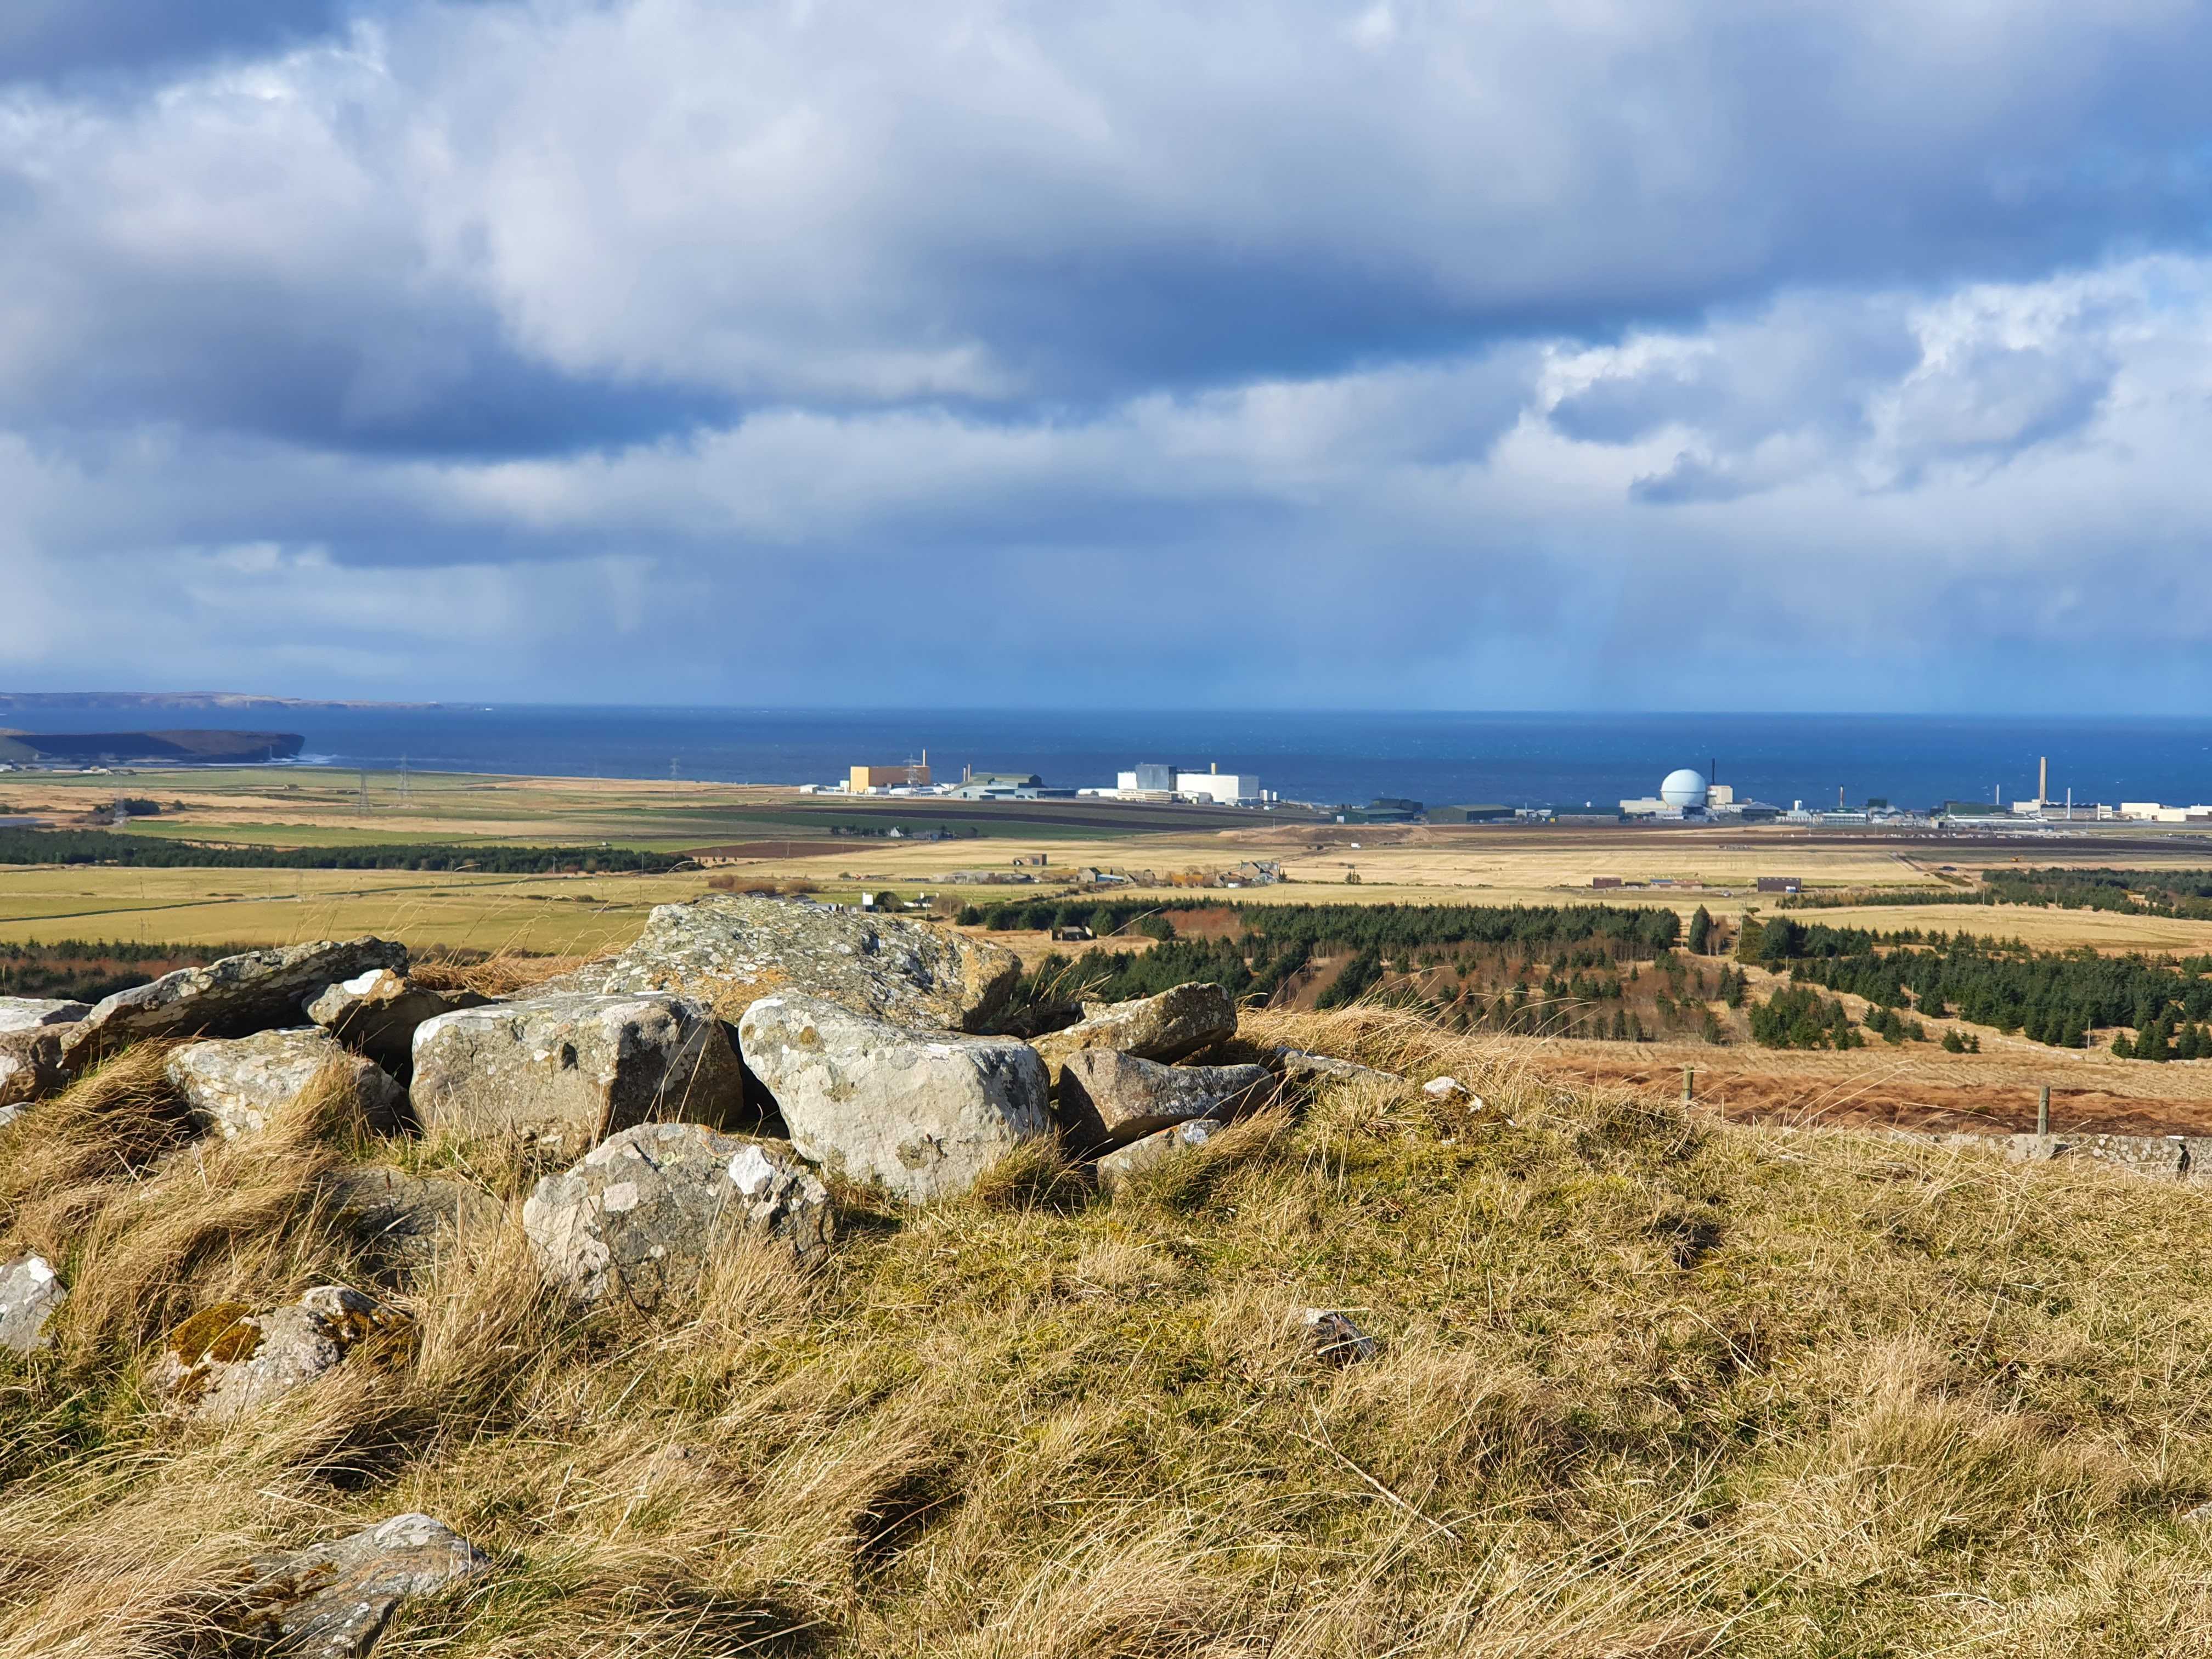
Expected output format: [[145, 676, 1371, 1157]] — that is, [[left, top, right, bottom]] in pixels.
[[12, 704, 2212, 817]]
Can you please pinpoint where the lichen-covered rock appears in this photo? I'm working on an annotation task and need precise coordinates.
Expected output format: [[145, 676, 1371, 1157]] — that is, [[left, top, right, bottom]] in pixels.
[[155, 1286, 409, 1420], [0, 1025, 68, 1126], [0, 1255, 66, 1354], [1095, 1117, 1227, 1194], [238, 1513, 491, 1659], [63, 938, 409, 1064], [166, 1029, 408, 1139], [737, 993, 1049, 1201], [326, 1165, 505, 1271], [1274, 1048, 1401, 1087], [0, 997, 89, 1032], [1054, 1050, 1272, 1155], [571, 894, 1019, 1031], [524, 1121, 833, 1307], [308, 968, 490, 1074], [1031, 982, 1238, 1082], [411, 993, 746, 1150]]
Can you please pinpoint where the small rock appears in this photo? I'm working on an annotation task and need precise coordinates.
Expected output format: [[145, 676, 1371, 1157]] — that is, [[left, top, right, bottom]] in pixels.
[[1274, 1048, 1401, 1087], [1096, 1118, 1227, 1194], [155, 1286, 409, 1420], [308, 969, 490, 1075], [1300, 1308, 1377, 1368], [1422, 1076, 1471, 1104], [0, 1025, 69, 1124], [1032, 982, 1238, 1082], [326, 1165, 505, 1271], [0, 997, 90, 1032], [166, 1029, 408, 1139], [1054, 1050, 1272, 1155], [0, 1255, 66, 1354], [524, 1121, 834, 1307], [63, 938, 409, 1065], [238, 1512, 490, 1659], [737, 993, 1050, 1201], [569, 894, 1020, 1031], [411, 992, 747, 1151]]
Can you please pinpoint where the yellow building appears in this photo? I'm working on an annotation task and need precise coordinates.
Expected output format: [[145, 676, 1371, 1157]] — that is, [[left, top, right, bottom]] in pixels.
[[850, 762, 930, 792]]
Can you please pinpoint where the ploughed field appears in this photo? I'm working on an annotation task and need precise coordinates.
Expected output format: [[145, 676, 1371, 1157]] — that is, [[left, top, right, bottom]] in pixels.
[[16, 897, 2212, 1655]]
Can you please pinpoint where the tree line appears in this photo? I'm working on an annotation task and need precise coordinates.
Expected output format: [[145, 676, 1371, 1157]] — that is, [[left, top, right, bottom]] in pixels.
[[0, 827, 684, 874]]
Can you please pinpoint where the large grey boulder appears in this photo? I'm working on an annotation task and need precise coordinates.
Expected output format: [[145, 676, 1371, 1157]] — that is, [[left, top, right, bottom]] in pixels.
[[1096, 1118, 1227, 1195], [62, 938, 409, 1064], [308, 968, 490, 1075], [0, 997, 89, 1032], [236, 1513, 491, 1659], [737, 993, 1050, 1201], [154, 1286, 409, 1420], [166, 1029, 408, 1139], [1054, 1051, 1272, 1155], [0, 1254, 67, 1354], [411, 992, 746, 1149], [572, 894, 1019, 1032], [524, 1121, 834, 1308], [326, 1165, 505, 1272], [0, 1026, 68, 1126], [1032, 982, 1238, 1082]]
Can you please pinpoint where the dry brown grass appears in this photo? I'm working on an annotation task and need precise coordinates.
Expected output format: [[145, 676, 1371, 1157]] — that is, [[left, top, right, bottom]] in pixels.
[[11, 1007, 2212, 1654], [411, 949, 600, 998]]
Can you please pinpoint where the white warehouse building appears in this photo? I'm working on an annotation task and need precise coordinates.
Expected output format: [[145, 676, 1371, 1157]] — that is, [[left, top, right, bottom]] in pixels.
[[1175, 768, 1260, 805]]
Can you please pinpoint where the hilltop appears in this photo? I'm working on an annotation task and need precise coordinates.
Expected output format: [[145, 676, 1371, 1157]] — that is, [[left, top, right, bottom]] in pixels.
[[7, 902, 2212, 1655]]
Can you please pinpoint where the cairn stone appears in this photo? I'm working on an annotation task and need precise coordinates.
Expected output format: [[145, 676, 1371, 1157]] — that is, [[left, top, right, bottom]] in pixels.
[[410, 993, 746, 1150], [327, 1165, 505, 1271], [0, 997, 90, 1032], [0, 1255, 67, 1354], [1096, 1118, 1227, 1194], [737, 993, 1049, 1201], [1054, 1050, 1271, 1155], [63, 938, 409, 1065], [569, 894, 1019, 1031], [0, 1026, 69, 1126], [237, 1513, 491, 1659], [166, 1029, 408, 1140], [1032, 982, 1238, 1082], [155, 1286, 409, 1420], [1274, 1048, 1401, 1087], [308, 968, 490, 1075], [524, 1121, 834, 1307]]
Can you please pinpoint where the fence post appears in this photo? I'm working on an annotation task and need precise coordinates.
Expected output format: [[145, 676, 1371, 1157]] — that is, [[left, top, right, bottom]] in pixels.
[[2037, 1084, 2051, 1137], [1681, 1065, 1695, 1105]]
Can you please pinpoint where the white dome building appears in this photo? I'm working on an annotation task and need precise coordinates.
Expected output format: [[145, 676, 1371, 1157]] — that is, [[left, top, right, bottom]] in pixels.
[[1658, 768, 1709, 809]]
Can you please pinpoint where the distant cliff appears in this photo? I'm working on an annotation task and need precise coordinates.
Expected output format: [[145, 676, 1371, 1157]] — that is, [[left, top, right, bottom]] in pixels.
[[0, 691, 437, 712], [0, 730, 305, 764]]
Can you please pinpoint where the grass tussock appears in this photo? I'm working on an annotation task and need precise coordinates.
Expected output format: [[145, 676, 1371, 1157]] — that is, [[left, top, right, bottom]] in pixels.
[[9, 1004, 2212, 1653], [411, 949, 599, 999]]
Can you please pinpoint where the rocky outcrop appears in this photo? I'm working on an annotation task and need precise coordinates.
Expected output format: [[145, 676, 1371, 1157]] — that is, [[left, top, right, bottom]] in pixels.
[[1053, 1051, 1271, 1155], [0, 1255, 66, 1354], [0, 1026, 67, 1126], [572, 894, 1019, 1031], [308, 968, 490, 1075], [411, 994, 746, 1150], [737, 994, 1050, 1201], [327, 1165, 505, 1271], [0, 997, 89, 1032], [236, 1513, 492, 1659], [524, 1121, 834, 1307], [1031, 982, 1238, 1081], [155, 1286, 409, 1420], [166, 1029, 408, 1139], [1095, 1117, 1226, 1194], [62, 938, 409, 1064]]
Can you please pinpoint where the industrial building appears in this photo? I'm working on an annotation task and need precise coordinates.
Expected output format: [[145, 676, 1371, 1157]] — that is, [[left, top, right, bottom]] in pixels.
[[848, 759, 930, 793], [1107, 761, 1265, 805]]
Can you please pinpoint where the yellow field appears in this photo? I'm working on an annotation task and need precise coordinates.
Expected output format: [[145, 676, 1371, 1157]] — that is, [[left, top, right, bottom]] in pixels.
[[0, 865, 703, 953]]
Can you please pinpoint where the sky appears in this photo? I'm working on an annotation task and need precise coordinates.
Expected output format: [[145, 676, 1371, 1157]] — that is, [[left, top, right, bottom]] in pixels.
[[3, 1, 2211, 711]]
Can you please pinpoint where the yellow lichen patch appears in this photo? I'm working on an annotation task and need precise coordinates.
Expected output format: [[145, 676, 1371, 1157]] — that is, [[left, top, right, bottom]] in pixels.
[[165, 1302, 261, 1367]]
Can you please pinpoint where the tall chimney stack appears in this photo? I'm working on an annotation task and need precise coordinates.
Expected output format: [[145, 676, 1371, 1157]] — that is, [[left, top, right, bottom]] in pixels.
[[2039, 755, 2048, 803]]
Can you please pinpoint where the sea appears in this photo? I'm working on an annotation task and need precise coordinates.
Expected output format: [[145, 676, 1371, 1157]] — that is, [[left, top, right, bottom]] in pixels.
[[17, 706, 2212, 815]]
